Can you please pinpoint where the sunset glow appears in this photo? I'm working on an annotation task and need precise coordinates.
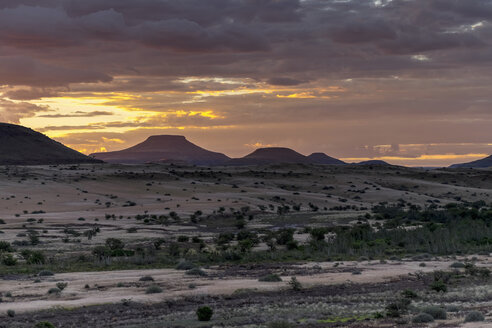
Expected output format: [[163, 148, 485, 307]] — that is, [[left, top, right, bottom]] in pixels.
[[0, 0, 491, 166]]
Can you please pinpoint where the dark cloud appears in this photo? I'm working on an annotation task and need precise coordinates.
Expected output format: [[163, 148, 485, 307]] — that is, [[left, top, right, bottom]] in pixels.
[[0, 56, 112, 86], [267, 77, 305, 86], [1, 0, 491, 165]]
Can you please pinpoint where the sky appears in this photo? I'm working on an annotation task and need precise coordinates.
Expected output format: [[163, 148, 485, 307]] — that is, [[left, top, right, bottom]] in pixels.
[[0, 0, 491, 167]]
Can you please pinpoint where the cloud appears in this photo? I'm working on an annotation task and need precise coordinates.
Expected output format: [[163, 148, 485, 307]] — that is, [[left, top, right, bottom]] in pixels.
[[1, 0, 491, 166], [0, 56, 112, 87], [0, 99, 47, 123], [38, 111, 114, 118]]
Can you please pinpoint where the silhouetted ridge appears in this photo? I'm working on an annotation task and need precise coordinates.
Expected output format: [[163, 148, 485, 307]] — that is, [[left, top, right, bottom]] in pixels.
[[356, 160, 391, 166], [0, 123, 101, 165], [228, 147, 345, 166], [450, 155, 492, 168], [91, 135, 230, 165], [307, 152, 345, 165]]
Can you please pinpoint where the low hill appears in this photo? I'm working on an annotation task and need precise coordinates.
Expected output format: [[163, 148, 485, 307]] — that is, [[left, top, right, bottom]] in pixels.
[[90, 135, 230, 165], [356, 160, 392, 166], [307, 152, 345, 165], [0, 123, 101, 165], [228, 147, 345, 166], [450, 155, 492, 168], [228, 147, 310, 165]]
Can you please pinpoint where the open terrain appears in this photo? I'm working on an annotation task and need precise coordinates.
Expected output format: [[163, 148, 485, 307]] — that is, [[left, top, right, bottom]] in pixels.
[[1, 163, 491, 327]]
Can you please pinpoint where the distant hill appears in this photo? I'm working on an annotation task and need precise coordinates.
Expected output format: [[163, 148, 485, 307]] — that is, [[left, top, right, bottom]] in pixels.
[[307, 152, 345, 165], [0, 123, 101, 165], [90, 135, 230, 165], [228, 147, 309, 165], [450, 155, 492, 168], [228, 147, 345, 166], [356, 160, 391, 166]]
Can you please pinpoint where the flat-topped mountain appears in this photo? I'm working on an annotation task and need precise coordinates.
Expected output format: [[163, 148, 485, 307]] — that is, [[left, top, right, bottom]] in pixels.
[[307, 152, 346, 165], [0, 123, 101, 165], [90, 135, 230, 165], [450, 155, 492, 168]]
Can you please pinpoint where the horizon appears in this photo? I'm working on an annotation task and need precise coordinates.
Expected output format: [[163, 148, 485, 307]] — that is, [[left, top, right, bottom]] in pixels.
[[1, 0, 491, 167]]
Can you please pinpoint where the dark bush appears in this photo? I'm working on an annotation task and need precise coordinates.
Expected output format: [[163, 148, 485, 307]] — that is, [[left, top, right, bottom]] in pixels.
[[196, 306, 213, 321], [412, 313, 434, 323], [259, 274, 282, 282], [422, 306, 447, 320], [464, 311, 485, 322]]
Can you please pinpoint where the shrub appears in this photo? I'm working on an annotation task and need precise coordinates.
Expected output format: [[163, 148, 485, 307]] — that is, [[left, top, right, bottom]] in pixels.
[[430, 280, 447, 293], [450, 262, 465, 268], [196, 306, 213, 321], [386, 298, 411, 317], [176, 260, 195, 270], [288, 277, 302, 291], [412, 313, 434, 323], [2, 254, 17, 266], [38, 270, 54, 277], [464, 311, 485, 322], [259, 273, 282, 282], [401, 289, 418, 299], [47, 288, 61, 295], [34, 322, 55, 328], [186, 268, 207, 277], [422, 306, 447, 319], [7, 309, 15, 317], [56, 282, 67, 291], [0, 241, 12, 252], [25, 251, 46, 264], [139, 275, 154, 282], [145, 285, 163, 294]]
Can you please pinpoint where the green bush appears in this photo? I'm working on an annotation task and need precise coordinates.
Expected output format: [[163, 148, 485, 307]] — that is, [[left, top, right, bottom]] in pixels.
[[288, 277, 302, 291], [259, 274, 282, 282], [386, 298, 411, 318], [0, 241, 13, 252], [401, 289, 418, 299], [430, 280, 447, 293], [422, 306, 447, 320], [196, 306, 213, 321], [145, 285, 163, 294], [2, 254, 17, 266], [56, 282, 67, 291], [464, 311, 485, 322], [412, 313, 434, 323]]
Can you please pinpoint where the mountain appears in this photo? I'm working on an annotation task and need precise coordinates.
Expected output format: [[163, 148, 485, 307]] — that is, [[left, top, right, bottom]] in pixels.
[[0, 123, 101, 165], [90, 135, 230, 165], [307, 152, 345, 165], [228, 147, 310, 165], [356, 160, 391, 166], [450, 155, 492, 168], [228, 147, 345, 166]]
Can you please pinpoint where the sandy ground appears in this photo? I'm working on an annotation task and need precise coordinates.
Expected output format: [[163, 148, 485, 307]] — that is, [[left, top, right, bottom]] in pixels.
[[1, 258, 489, 314]]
